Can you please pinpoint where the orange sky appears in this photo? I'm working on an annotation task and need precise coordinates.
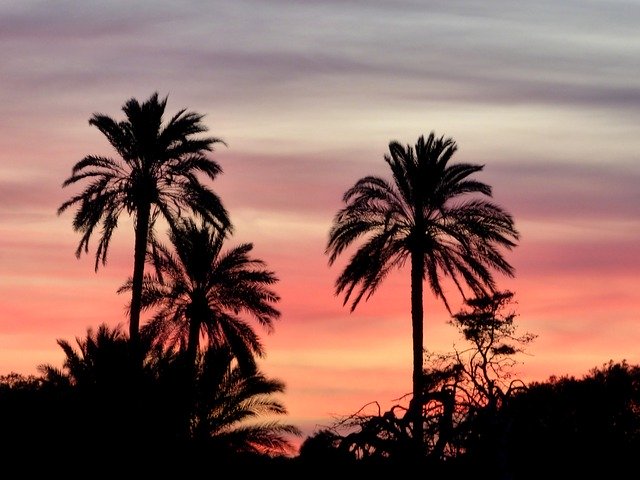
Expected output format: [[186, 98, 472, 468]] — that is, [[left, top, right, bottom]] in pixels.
[[1, 1, 639, 451]]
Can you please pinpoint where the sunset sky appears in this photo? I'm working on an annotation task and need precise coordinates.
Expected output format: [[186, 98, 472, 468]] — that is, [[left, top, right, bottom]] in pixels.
[[1, 1, 639, 450]]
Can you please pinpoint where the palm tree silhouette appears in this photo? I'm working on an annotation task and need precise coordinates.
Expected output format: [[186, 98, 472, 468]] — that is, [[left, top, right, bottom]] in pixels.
[[190, 345, 301, 458], [38, 324, 150, 444], [57, 93, 230, 353], [41, 323, 131, 387], [38, 324, 300, 459], [325, 132, 519, 453], [122, 218, 281, 377]]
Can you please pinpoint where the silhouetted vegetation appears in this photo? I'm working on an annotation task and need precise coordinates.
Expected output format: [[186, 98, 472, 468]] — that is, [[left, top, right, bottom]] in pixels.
[[126, 218, 280, 376], [3, 94, 635, 474], [298, 289, 640, 475], [326, 132, 519, 452], [295, 359, 640, 476], [58, 92, 230, 353], [503, 360, 640, 478], [298, 292, 526, 466], [0, 324, 299, 467], [117, 219, 281, 437]]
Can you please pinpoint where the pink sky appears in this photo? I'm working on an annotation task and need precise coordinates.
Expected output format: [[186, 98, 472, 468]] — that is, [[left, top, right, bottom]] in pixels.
[[1, 1, 639, 450]]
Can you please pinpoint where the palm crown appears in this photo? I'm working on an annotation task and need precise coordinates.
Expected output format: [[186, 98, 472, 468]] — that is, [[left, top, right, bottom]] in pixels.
[[327, 133, 519, 312], [191, 345, 301, 456], [128, 219, 281, 373]]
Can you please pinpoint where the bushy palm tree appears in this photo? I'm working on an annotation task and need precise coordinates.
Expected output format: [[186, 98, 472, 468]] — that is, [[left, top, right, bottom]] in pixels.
[[191, 345, 301, 457], [58, 93, 230, 350], [38, 324, 299, 458], [122, 218, 280, 376], [326, 132, 519, 451], [38, 324, 156, 445]]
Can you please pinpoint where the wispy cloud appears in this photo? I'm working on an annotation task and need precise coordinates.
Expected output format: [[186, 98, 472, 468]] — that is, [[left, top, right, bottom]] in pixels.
[[1, 0, 639, 444]]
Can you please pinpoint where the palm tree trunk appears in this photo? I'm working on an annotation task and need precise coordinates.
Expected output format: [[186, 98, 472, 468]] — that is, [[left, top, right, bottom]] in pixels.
[[127, 202, 150, 440], [186, 317, 200, 379], [130, 202, 151, 358], [181, 316, 201, 439], [410, 247, 425, 456]]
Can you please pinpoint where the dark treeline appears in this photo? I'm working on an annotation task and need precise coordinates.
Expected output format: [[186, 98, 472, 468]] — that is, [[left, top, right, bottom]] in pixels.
[[1, 297, 638, 477], [0, 326, 299, 469], [295, 292, 640, 478], [1, 93, 636, 476], [295, 360, 640, 478]]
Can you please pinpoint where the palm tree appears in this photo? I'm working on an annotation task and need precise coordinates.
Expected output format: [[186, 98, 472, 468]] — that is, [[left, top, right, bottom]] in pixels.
[[38, 324, 153, 445], [38, 324, 300, 459], [190, 345, 301, 458], [40, 323, 132, 389], [57, 92, 230, 352], [325, 132, 519, 453], [123, 218, 280, 377]]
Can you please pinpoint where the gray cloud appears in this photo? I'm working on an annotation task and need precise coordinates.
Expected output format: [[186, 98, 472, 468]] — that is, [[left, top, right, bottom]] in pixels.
[[215, 150, 370, 217], [487, 161, 640, 221], [3, 0, 639, 116], [0, 176, 65, 215], [3, 1, 639, 223]]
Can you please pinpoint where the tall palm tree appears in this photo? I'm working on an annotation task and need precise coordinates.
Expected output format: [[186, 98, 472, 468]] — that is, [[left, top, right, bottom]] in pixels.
[[122, 218, 280, 377], [57, 92, 230, 352], [325, 132, 519, 453]]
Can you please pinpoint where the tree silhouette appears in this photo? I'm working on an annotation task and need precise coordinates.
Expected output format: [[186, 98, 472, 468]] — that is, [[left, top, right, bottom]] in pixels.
[[326, 132, 519, 453], [41, 323, 132, 387], [38, 324, 161, 447], [189, 345, 301, 458], [505, 360, 640, 478], [422, 291, 534, 474], [121, 218, 281, 378], [57, 93, 230, 354], [300, 291, 532, 476], [36, 323, 299, 462]]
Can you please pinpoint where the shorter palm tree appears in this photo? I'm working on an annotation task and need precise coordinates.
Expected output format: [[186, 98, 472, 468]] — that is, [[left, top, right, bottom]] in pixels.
[[39, 324, 159, 446], [121, 218, 281, 375], [39, 324, 300, 458], [191, 345, 301, 457], [41, 324, 132, 388]]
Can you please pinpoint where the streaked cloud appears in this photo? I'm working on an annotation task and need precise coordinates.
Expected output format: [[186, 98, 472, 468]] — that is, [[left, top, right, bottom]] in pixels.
[[1, 0, 639, 446]]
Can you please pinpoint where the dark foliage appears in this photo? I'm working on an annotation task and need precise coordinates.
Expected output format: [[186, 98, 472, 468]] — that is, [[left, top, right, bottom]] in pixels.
[[296, 292, 640, 477], [502, 360, 640, 478], [296, 360, 640, 477], [58, 92, 230, 345], [0, 324, 299, 467], [326, 132, 519, 451]]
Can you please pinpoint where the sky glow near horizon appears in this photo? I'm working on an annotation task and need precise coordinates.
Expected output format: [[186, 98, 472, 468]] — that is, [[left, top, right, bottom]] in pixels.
[[1, 0, 639, 447]]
